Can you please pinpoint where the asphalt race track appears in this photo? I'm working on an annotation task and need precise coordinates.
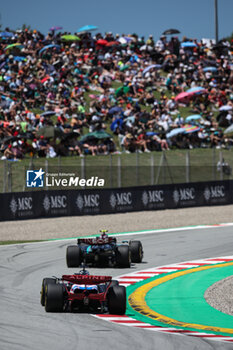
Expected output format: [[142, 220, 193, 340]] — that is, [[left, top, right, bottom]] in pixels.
[[1, 226, 233, 350]]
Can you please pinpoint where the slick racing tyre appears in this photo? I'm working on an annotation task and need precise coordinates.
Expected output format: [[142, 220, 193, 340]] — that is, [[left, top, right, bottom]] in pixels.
[[130, 240, 143, 263], [108, 285, 126, 315], [45, 284, 64, 312], [116, 245, 131, 268], [110, 280, 119, 287], [40, 278, 56, 306], [66, 245, 82, 267]]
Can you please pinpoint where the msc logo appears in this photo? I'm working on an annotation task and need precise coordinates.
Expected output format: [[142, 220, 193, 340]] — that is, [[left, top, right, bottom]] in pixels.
[[26, 168, 45, 188]]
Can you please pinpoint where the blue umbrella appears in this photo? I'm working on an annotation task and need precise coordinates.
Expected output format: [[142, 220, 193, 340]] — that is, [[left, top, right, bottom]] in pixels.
[[12, 56, 27, 62], [77, 25, 98, 33], [49, 26, 63, 31], [181, 42, 197, 48], [39, 44, 61, 55], [185, 114, 202, 122], [186, 86, 205, 93], [0, 31, 14, 38], [109, 106, 123, 115], [203, 66, 217, 72], [142, 64, 162, 75], [40, 111, 56, 117], [166, 128, 185, 138], [123, 36, 134, 42], [146, 131, 157, 136]]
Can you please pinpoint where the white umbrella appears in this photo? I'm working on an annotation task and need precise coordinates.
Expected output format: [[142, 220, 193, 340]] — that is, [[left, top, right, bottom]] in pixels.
[[224, 124, 233, 135], [140, 45, 153, 51], [219, 105, 233, 111]]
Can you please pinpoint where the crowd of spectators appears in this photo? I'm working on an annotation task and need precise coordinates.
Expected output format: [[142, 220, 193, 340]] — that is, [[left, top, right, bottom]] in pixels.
[[0, 26, 233, 160]]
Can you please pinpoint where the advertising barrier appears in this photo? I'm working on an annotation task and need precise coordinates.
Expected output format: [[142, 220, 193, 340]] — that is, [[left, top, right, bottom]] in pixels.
[[1, 180, 233, 221]]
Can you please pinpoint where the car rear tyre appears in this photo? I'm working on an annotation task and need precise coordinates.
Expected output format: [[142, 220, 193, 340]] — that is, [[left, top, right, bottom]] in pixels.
[[111, 280, 119, 287], [116, 245, 131, 268], [40, 278, 56, 306], [108, 285, 126, 315], [130, 240, 143, 263], [66, 245, 82, 267], [45, 284, 64, 312]]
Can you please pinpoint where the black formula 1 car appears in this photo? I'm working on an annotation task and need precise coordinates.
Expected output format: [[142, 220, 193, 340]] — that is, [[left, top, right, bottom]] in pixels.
[[40, 268, 126, 314], [66, 230, 143, 268]]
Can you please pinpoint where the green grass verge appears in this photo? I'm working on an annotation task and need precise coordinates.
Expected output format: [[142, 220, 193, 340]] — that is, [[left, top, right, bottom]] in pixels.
[[0, 240, 44, 245]]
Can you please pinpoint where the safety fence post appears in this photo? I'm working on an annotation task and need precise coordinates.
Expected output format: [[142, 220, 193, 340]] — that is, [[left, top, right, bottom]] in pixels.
[[219, 150, 223, 181], [212, 148, 216, 180], [186, 150, 190, 183], [150, 153, 154, 185], [136, 151, 139, 186], [109, 153, 113, 188], [3, 159, 7, 193], [81, 156, 86, 189], [45, 159, 48, 190], [7, 162, 12, 193], [117, 155, 121, 188]]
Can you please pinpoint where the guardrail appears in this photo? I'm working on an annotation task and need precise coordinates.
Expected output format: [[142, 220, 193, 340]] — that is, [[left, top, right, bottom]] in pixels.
[[1, 180, 232, 221]]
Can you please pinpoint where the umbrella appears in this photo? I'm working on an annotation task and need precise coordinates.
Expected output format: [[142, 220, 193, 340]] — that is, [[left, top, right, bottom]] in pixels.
[[186, 86, 206, 94], [36, 126, 63, 138], [109, 106, 123, 115], [219, 105, 233, 112], [142, 64, 162, 75], [203, 66, 217, 72], [0, 31, 14, 38], [106, 41, 119, 47], [146, 131, 157, 136], [77, 25, 98, 33], [115, 85, 130, 96], [119, 64, 130, 72], [123, 36, 134, 42], [185, 114, 202, 122], [166, 128, 185, 138], [41, 76, 51, 83], [175, 91, 193, 102], [224, 124, 233, 135], [4, 43, 24, 51], [118, 37, 127, 45], [81, 130, 112, 142], [162, 29, 180, 35], [181, 42, 197, 48], [12, 56, 27, 62], [49, 26, 63, 31], [139, 44, 153, 51], [40, 111, 56, 117], [61, 35, 80, 41], [183, 125, 200, 134], [39, 44, 60, 55], [96, 39, 108, 46]]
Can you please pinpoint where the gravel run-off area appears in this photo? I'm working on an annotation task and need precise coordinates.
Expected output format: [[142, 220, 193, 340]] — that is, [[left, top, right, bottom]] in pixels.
[[205, 275, 233, 316], [0, 204, 233, 241]]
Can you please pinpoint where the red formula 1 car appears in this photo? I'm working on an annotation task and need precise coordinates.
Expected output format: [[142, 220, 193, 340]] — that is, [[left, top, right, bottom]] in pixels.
[[40, 268, 126, 314]]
